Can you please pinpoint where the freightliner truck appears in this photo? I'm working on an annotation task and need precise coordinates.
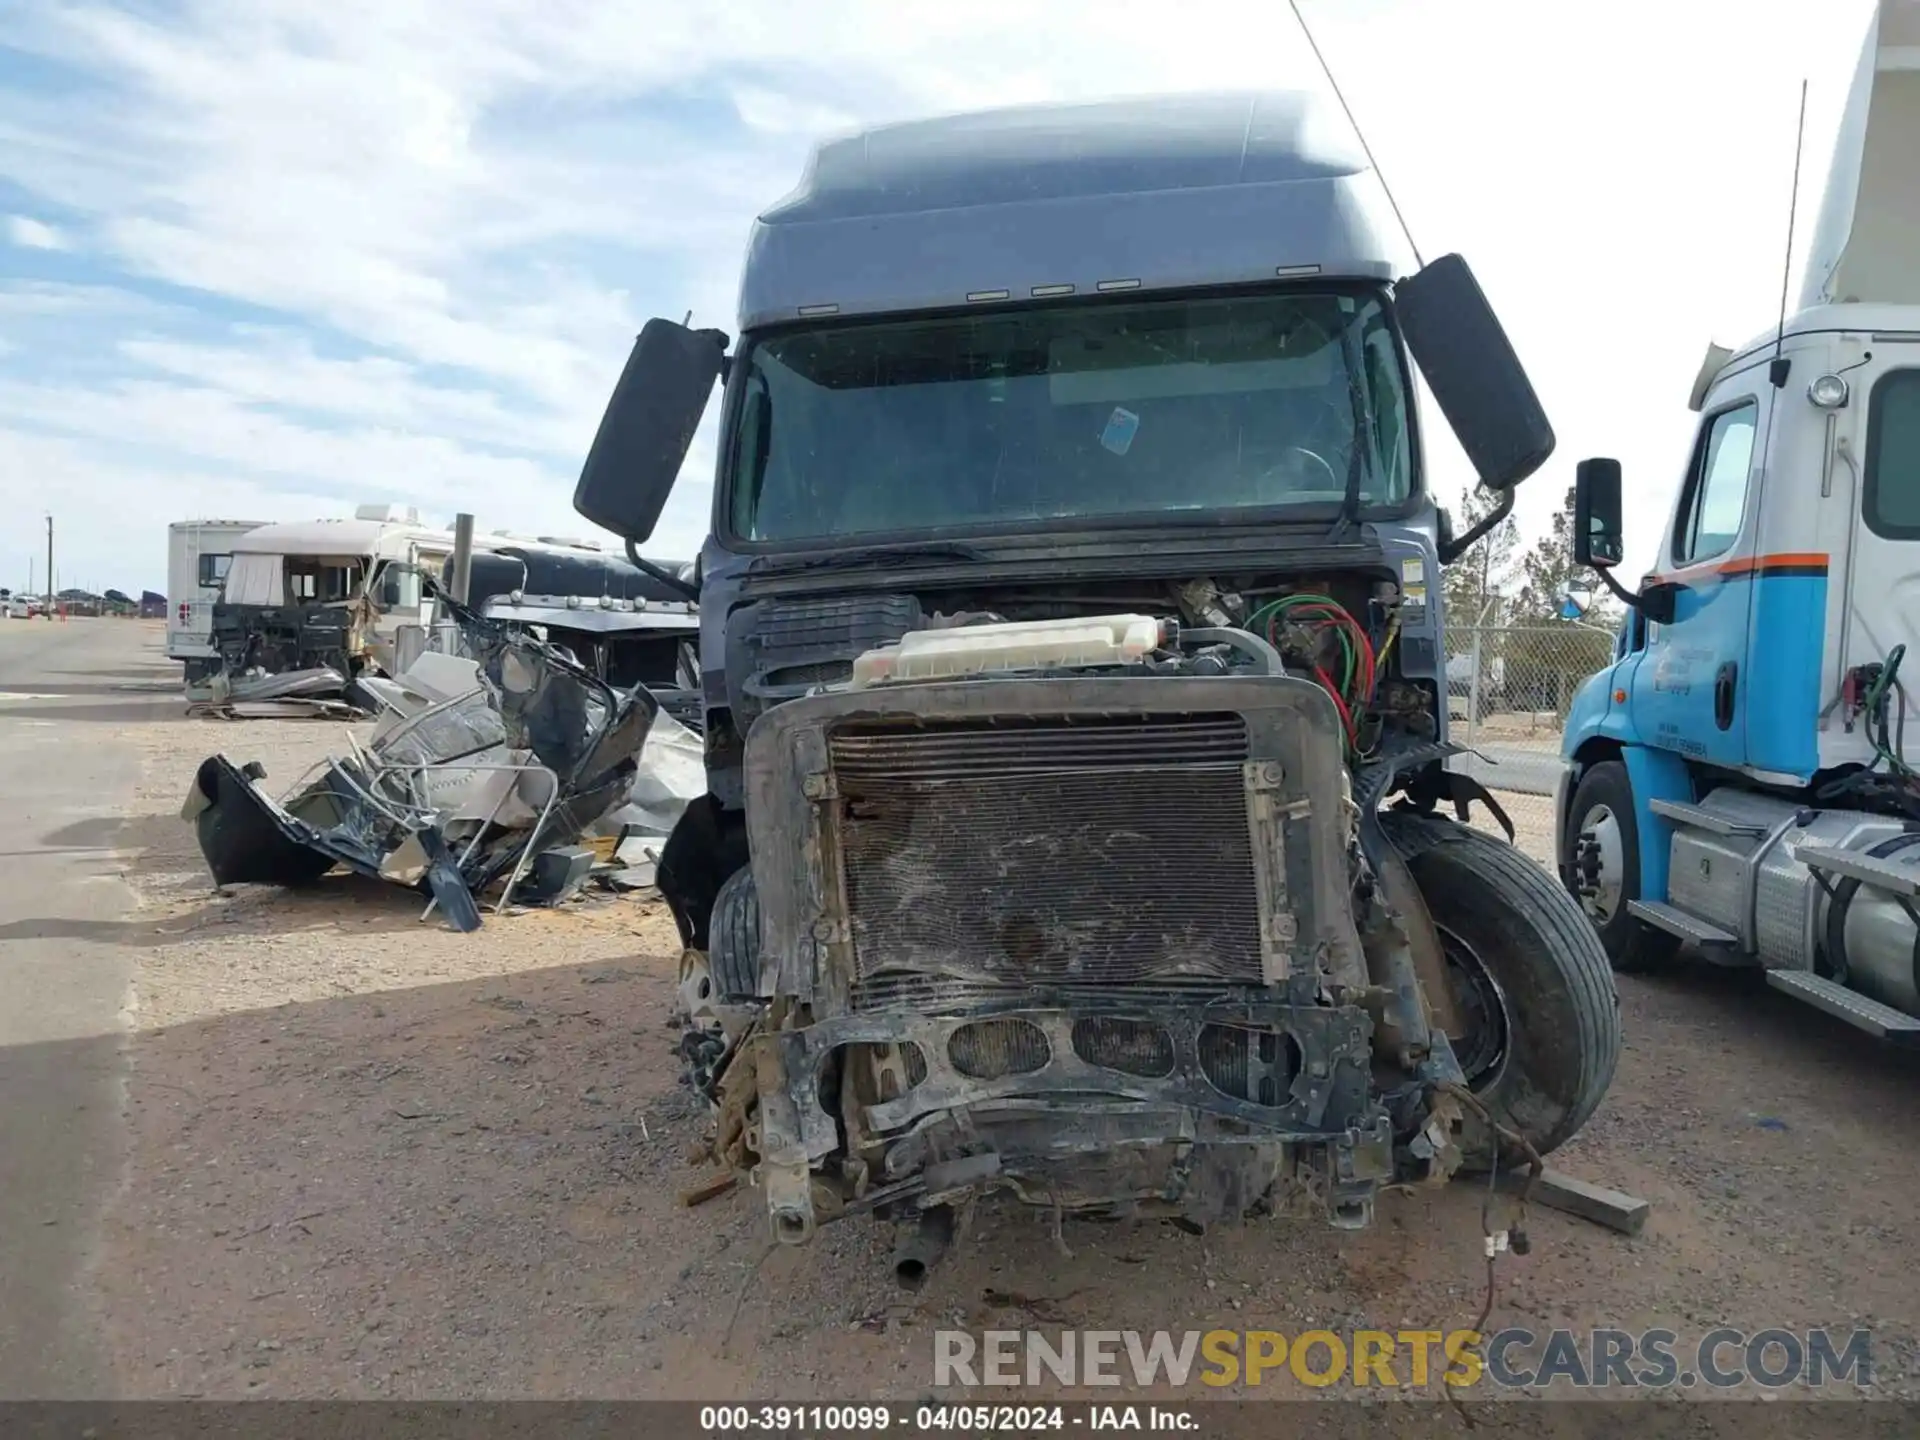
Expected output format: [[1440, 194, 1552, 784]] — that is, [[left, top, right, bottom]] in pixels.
[[1560, 1, 1920, 1046], [574, 89, 1620, 1279]]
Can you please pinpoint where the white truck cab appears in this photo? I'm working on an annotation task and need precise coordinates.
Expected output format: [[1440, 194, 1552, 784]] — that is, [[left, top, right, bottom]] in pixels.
[[1560, 0, 1920, 1043]]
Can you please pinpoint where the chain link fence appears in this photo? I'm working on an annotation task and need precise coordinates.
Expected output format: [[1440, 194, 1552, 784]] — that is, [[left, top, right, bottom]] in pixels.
[[1439, 622, 1618, 867]]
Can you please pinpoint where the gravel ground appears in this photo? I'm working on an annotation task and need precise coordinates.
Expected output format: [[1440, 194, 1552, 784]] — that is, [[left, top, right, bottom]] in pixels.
[[89, 704, 1920, 1414]]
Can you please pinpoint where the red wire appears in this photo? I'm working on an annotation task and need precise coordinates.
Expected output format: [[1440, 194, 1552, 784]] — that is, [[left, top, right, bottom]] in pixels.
[[1287, 602, 1377, 704], [1264, 598, 1378, 732], [1313, 664, 1357, 744]]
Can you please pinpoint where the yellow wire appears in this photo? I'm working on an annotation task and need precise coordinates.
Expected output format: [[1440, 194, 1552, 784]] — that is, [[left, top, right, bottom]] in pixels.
[[1377, 610, 1402, 676]]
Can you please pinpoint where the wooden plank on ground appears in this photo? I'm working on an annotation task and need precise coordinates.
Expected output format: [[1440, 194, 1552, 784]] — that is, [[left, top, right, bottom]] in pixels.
[[1496, 1167, 1650, 1237]]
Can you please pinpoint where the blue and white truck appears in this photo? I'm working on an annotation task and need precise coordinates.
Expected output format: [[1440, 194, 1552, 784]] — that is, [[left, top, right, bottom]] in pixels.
[[1560, 0, 1920, 1042]]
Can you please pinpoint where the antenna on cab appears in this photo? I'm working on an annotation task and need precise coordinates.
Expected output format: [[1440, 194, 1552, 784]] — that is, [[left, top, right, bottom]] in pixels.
[[1770, 79, 1810, 389], [1288, 0, 1424, 269]]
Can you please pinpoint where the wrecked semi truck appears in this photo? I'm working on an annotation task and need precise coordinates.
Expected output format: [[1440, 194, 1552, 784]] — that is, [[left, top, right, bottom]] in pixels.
[[574, 92, 1620, 1269], [449, 541, 703, 728]]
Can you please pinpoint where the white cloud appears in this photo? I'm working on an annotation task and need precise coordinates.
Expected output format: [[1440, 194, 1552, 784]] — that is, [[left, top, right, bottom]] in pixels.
[[0, 0, 1886, 592], [6, 215, 67, 250]]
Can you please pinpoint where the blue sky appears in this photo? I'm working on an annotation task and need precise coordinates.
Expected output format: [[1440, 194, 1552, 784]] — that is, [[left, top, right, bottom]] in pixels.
[[0, 0, 1879, 593]]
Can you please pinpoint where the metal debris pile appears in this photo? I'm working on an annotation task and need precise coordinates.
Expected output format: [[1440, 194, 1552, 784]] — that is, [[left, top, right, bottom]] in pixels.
[[180, 587, 705, 931], [185, 666, 372, 721]]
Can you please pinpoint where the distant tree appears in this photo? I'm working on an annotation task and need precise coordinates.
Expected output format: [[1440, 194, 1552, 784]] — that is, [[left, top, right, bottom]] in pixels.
[[1442, 484, 1520, 627], [1512, 486, 1585, 624], [1502, 485, 1626, 713]]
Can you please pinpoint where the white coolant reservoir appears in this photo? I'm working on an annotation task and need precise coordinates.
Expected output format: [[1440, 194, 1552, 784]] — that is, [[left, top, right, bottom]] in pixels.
[[850, 613, 1164, 687]]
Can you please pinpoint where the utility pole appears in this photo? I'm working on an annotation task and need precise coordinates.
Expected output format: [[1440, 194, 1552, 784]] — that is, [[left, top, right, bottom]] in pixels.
[[45, 514, 53, 621], [449, 513, 475, 604]]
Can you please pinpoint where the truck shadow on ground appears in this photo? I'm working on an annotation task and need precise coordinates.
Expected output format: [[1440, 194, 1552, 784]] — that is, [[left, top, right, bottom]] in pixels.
[[47, 943, 1920, 1407], [0, 699, 192, 725], [0, 804, 447, 947], [0, 874, 440, 948]]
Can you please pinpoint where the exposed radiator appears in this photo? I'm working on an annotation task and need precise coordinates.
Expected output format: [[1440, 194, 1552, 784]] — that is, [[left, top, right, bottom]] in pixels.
[[828, 714, 1264, 1002]]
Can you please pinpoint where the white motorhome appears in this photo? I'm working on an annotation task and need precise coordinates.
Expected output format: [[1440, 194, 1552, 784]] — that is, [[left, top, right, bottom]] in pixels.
[[165, 518, 268, 661], [196, 504, 465, 687]]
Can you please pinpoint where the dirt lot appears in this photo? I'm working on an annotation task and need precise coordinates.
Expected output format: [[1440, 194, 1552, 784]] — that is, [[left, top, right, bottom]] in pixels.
[[83, 699, 1920, 1410]]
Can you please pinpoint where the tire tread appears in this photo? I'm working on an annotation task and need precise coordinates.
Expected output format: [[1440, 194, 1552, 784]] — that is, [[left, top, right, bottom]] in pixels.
[[1385, 814, 1623, 1158]]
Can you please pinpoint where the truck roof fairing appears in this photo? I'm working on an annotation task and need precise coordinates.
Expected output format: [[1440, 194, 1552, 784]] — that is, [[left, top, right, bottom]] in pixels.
[[738, 90, 1410, 332]]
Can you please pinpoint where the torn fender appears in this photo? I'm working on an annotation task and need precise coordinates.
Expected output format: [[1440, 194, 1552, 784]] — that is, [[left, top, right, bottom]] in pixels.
[[183, 755, 339, 888]]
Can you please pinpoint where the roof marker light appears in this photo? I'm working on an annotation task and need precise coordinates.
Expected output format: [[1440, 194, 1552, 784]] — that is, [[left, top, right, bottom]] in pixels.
[[1095, 278, 1142, 292], [1808, 373, 1850, 409], [966, 289, 1011, 303], [1275, 264, 1322, 278], [797, 303, 840, 317], [1030, 284, 1075, 298]]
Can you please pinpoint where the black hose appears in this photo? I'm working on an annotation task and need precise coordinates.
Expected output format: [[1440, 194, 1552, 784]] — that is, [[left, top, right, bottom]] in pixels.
[[1181, 627, 1286, 676], [893, 1205, 955, 1290]]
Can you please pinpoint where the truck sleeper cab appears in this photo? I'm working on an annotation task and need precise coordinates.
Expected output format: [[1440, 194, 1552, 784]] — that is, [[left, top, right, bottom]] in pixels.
[[575, 90, 1619, 1272]]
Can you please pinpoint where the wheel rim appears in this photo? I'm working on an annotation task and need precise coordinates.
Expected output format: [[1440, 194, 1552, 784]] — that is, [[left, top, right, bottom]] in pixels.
[[1571, 803, 1625, 923], [1436, 923, 1512, 1090]]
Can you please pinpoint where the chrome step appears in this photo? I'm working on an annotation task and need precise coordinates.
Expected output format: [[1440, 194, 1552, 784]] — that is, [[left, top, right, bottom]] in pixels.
[[1627, 900, 1740, 951], [1766, 970, 1920, 1043], [1795, 845, 1920, 898], [1647, 798, 1766, 838]]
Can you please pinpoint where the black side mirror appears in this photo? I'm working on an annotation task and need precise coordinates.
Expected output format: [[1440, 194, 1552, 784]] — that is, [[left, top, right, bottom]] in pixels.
[[1571, 456, 1673, 621], [574, 320, 729, 543], [1573, 458, 1625, 569], [1396, 254, 1555, 490]]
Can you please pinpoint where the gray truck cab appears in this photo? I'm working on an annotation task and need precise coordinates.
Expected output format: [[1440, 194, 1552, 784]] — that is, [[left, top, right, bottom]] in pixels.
[[575, 91, 1611, 1269]]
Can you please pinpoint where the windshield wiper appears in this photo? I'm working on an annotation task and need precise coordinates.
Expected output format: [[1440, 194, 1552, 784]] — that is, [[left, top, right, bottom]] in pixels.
[[1326, 325, 1372, 542], [749, 540, 991, 575]]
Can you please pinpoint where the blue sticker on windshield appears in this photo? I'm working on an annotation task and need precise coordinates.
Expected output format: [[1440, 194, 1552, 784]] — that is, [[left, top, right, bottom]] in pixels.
[[1100, 406, 1140, 456]]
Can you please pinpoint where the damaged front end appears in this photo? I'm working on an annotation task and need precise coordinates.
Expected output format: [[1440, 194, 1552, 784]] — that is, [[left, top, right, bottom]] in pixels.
[[687, 671, 1470, 1268]]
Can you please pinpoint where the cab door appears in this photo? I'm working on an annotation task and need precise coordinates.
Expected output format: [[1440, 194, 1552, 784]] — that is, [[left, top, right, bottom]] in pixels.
[[1630, 382, 1771, 770], [1850, 364, 1920, 703]]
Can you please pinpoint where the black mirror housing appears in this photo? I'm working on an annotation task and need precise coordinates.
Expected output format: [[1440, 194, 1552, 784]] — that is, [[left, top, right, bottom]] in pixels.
[[1573, 457, 1625, 569], [573, 319, 728, 543], [1395, 254, 1555, 490]]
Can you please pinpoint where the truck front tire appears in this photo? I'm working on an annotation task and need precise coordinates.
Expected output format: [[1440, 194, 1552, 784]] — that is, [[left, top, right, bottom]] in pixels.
[[1563, 759, 1679, 974], [1386, 815, 1622, 1168]]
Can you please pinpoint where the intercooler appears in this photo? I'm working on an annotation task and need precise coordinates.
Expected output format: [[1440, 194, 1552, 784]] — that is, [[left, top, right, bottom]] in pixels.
[[825, 714, 1265, 1007], [742, 676, 1365, 1013]]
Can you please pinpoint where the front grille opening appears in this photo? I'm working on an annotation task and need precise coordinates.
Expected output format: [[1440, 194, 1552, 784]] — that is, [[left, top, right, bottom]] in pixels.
[[830, 712, 1252, 779], [949, 1018, 1051, 1079], [1071, 1016, 1176, 1077], [831, 714, 1262, 996], [831, 1041, 930, 1108], [1197, 1024, 1300, 1107]]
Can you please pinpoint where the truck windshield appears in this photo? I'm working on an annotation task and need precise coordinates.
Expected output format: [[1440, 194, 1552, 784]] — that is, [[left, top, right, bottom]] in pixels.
[[285, 557, 365, 603], [728, 288, 1413, 543]]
